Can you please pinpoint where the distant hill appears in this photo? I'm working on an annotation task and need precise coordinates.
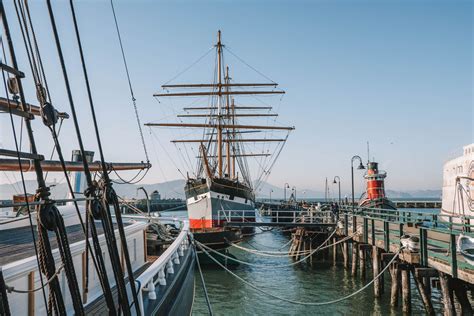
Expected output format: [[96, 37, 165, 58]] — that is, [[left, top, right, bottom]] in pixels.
[[385, 189, 442, 199], [0, 179, 441, 200]]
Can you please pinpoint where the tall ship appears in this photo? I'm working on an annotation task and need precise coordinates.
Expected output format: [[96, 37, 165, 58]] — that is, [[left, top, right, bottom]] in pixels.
[[147, 31, 294, 247], [441, 143, 474, 224]]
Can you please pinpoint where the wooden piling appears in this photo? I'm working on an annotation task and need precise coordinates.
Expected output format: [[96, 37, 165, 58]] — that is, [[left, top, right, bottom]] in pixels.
[[401, 266, 411, 314], [358, 244, 371, 280], [351, 242, 358, 276], [439, 272, 455, 316], [452, 278, 473, 315], [389, 261, 399, 308], [412, 269, 435, 315], [333, 237, 337, 265], [372, 246, 381, 297], [343, 242, 349, 269]]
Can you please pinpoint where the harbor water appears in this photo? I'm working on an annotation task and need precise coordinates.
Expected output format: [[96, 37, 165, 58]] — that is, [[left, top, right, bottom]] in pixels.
[[167, 209, 448, 315]]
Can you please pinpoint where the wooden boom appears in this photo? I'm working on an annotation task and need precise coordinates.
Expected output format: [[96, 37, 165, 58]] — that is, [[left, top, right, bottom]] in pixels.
[[177, 113, 278, 118], [154, 90, 284, 97], [197, 153, 270, 158], [172, 138, 285, 143], [0, 97, 69, 119], [162, 83, 277, 88], [145, 122, 294, 130], [0, 158, 151, 172], [183, 106, 272, 111]]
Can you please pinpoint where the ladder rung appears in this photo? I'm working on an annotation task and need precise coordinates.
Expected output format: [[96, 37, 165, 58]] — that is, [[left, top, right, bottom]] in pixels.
[[0, 62, 25, 78], [0, 149, 44, 161]]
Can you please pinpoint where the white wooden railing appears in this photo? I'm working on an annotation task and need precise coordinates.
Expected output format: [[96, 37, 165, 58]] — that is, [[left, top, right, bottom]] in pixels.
[[135, 220, 190, 315]]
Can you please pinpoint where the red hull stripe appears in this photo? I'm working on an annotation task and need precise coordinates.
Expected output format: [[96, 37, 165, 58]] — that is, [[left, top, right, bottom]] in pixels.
[[189, 217, 256, 229]]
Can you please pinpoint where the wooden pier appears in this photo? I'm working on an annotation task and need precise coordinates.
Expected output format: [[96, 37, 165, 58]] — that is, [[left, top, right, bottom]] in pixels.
[[243, 203, 473, 314], [331, 206, 474, 314]]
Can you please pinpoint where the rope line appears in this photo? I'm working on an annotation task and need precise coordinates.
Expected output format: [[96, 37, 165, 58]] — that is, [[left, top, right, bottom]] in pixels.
[[110, 0, 149, 164], [193, 244, 213, 315], [196, 229, 341, 268], [6, 265, 64, 294], [229, 233, 350, 258], [197, 242, 404, 306]]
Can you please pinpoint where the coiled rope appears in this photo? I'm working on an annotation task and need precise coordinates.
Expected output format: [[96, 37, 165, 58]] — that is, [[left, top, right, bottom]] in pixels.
[[197, 243, 404, 306]]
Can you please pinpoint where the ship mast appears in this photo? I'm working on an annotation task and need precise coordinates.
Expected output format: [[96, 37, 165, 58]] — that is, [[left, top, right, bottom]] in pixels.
[[216, 30, 224, 178], [231, 98, 236, 179], [225, 66, 231, 178], [149, 30, 294, 184]]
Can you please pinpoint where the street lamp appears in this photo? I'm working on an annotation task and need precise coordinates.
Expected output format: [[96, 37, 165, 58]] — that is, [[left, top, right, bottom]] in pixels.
[[283, 183, 290, 202], [269, 189, 274, 202], [351, 155, 365, 233], [292, 186, 296, 201], [137, 187, 151, 217], [333, 176, 341, 204]]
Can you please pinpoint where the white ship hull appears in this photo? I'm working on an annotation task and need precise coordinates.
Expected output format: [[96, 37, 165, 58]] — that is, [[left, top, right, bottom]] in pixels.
[[440, 144, 474, 223]]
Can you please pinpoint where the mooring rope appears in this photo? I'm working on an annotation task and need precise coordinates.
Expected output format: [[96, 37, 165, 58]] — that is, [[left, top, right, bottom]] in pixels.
[[193, 245, 213, 315], [198, 243, 404, 306], [228, 229, 340, 257], [199, 234, 353, 267], [196, 230, 345, 268]]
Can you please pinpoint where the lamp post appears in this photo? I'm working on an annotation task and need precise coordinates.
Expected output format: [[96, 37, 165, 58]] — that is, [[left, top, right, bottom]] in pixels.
[[283, 182, 290, 202], [351, 155, 365, 233], [292, 186, 296, 201], [333, 176, 341, 204], [137, 186, 150, 217], [269, 189, 274, 202]]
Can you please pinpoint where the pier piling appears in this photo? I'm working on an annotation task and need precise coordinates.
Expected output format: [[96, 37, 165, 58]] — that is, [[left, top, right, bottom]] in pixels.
[[389, 261, 399, 308], [412, 268, 435, 315], [439, 272, 455, 316], [372, 246, 382, 297], [351, 242, 358, 276], [401, 265, 411, 314], [452, 278, 473, 315], [343, 241, 349, 268]]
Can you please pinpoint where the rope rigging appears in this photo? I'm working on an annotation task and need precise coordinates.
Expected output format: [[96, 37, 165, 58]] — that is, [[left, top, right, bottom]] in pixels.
[[0, 35, 49, 313], [110, 0, 150, 167]]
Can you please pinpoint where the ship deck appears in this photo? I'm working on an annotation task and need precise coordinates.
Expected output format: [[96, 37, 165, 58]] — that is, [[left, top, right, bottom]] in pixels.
[[0, 222, 123, 266]]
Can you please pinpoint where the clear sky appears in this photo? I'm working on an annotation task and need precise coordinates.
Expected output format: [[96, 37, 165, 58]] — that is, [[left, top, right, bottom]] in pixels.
[[0, 0, 472, 196]]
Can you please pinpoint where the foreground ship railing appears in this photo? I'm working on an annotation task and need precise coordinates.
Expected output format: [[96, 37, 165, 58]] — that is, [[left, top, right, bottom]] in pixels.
[[136, 220, 191, 315]]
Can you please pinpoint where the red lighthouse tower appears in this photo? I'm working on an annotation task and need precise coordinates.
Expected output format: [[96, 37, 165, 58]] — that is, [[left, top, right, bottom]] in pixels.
[[359, 161, 396, 209]]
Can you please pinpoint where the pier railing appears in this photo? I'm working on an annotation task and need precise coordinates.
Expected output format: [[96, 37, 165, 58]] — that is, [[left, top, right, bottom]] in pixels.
[[217, 208, 335, 225], [135, 220, 190, 315]]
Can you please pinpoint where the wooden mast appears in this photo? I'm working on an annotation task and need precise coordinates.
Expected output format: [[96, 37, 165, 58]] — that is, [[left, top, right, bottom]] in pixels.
[[147, 30, 295, 183], [225, 66, 231, 178], [231, 98, 236, 179], [217, 30, 223, 178]]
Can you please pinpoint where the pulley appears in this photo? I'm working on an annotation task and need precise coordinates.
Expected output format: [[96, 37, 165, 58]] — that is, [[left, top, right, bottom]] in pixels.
[[40, 101, 58, 127], [7, 77, 18, 95], [38, 203, 58, 231], [89, 199, 102, 220]]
